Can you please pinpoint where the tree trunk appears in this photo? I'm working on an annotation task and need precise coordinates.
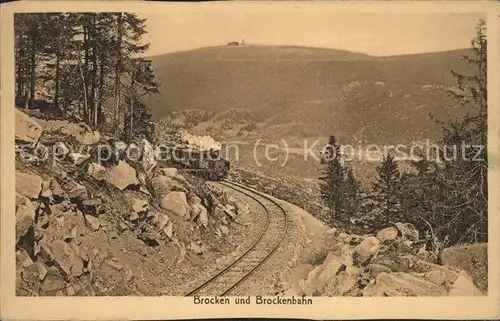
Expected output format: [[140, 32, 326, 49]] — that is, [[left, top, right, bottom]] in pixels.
[[91, 17, 98, 128], [28, 31, 36, 109], [97, 52, 105, 127], [77, 54, 88, 121], [114, 13, 123, 136], [129, 76, 135, 141], [83, 26, 90, 123]]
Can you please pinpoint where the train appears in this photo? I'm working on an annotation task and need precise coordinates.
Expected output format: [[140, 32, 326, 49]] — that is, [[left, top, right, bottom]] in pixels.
[[170, 147, 230, 181]]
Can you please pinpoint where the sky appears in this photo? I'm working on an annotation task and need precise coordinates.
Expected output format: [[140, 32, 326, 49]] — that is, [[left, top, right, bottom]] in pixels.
[[142, 11, 484, 57]]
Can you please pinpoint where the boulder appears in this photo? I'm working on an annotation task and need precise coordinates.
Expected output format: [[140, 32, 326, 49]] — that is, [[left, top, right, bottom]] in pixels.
[[80, 198, 102, 214], [132, 199, 149, 213], [354, 236, 381, 263], [368, 263, 392, 277], [448, 271, 484, 296], [440, 243, 488, 293], [40, 180, 53, 199], [38, 119, 100, 145], [53, 141, 70, 159], [85, 215, 100, 231], [15, 193, 36, 244], [163, 221, 173, 239], [151, 175, 185, 195], [424, 270, 448, 285], [220, 225, 229, 236], [316, 258, 345, 291], [160, 167, 178, 177], [156, 213, 170, 230], [189, 241, 205, 254], [15, 109, 43, 144], [42, 267, 66, 292], [129, 212, 140, 221], [87, 162, 107, 181], [363, 272, 448, 296], [16, 248, 33, 268], [376, 227, 399, 243], [46, 240, 77, 276], [141, 139, 157, 173], [106, 160, 139, 190], [68, 183, 88, 200], [16, 171, 43, 199], [395, 222, 419, 242], [50, 179, 65, 199], [161, 191, 189, 219]]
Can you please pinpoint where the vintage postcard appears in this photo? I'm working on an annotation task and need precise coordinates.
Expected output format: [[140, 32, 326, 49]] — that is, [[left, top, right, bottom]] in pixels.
[[1, 1, 499, 320]]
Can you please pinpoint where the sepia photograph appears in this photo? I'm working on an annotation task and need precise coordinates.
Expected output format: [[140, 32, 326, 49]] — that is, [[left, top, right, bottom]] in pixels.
[[1, 1, 499, 320]]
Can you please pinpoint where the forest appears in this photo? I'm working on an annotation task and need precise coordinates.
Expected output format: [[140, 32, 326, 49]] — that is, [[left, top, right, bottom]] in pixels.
[[14, 13, 159, 141]]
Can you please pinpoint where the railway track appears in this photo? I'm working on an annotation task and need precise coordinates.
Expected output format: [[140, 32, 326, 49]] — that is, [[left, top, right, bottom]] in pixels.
[[184, 179, 288, 296]]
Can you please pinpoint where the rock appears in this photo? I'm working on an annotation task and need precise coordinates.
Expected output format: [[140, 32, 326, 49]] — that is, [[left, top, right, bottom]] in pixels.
[[53, 141, 70, 159], [16, 249, 33, 268], [71, 256, 84, 277], [40, 180, 53, 199], [66, 285, 76, 296], [376, 227, 399, 243], [189, 241, 205, 254], [85, 215, 100, 231], [395, 222, 419, 242], [196, 205, 208, 228], [68, 183, 88, 200], [325, 227, 337, 235], [354, 236, 380, 263], [141, 139, 157, 173], [440, 243, 487, 293], [16, 171, 43, 199], [42, 267, 66, 292], [15, 194, 36, 244], [151, 175, 185, 195], [161, 191, 189, 219], [106, 160, 139, 190], [220, 225, 229, 236], [155, 213, 169, 230], [139, 231, 160, 246], [336, 275, 357, 295], [87, 163, 107, 181], [50, 179, 65, 199], [80, 198, 102, 214], [369, 263, 392, 277], [129, 212, 140, 221], [160, 167, 178, 177], [107, 259, 123, 271], [31, 261, 48, 281], [363, 272, 448, 296], [15, 109, 43, 144], [448, 271, 484, 296], [316, 259, 345, 291], [68, 152, 90, 165], [163, 221, 173, 239], [132, 199, 149, 213], [424, 270, 447, 285], [47, 240, 77, 276]]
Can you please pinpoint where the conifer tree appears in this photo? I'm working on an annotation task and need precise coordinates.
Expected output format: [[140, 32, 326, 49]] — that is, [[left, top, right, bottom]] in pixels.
[[319, 135, 361, 225], [372, 153, 402, 225]]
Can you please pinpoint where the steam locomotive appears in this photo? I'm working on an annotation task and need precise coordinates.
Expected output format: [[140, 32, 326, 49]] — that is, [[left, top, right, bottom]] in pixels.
[[159, 146, 230, 181]]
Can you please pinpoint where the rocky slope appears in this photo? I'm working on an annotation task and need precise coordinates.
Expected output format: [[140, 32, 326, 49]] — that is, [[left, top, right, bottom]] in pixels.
[[14, 108, 487, 297], [14, 109, 249, 296], [281, 223, 487, 296]]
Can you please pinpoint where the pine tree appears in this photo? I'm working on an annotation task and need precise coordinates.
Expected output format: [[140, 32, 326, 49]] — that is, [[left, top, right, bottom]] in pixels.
[[435, 19, 487, 244], [319, 135, 361, 225], [372, 153, 402, 225]]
